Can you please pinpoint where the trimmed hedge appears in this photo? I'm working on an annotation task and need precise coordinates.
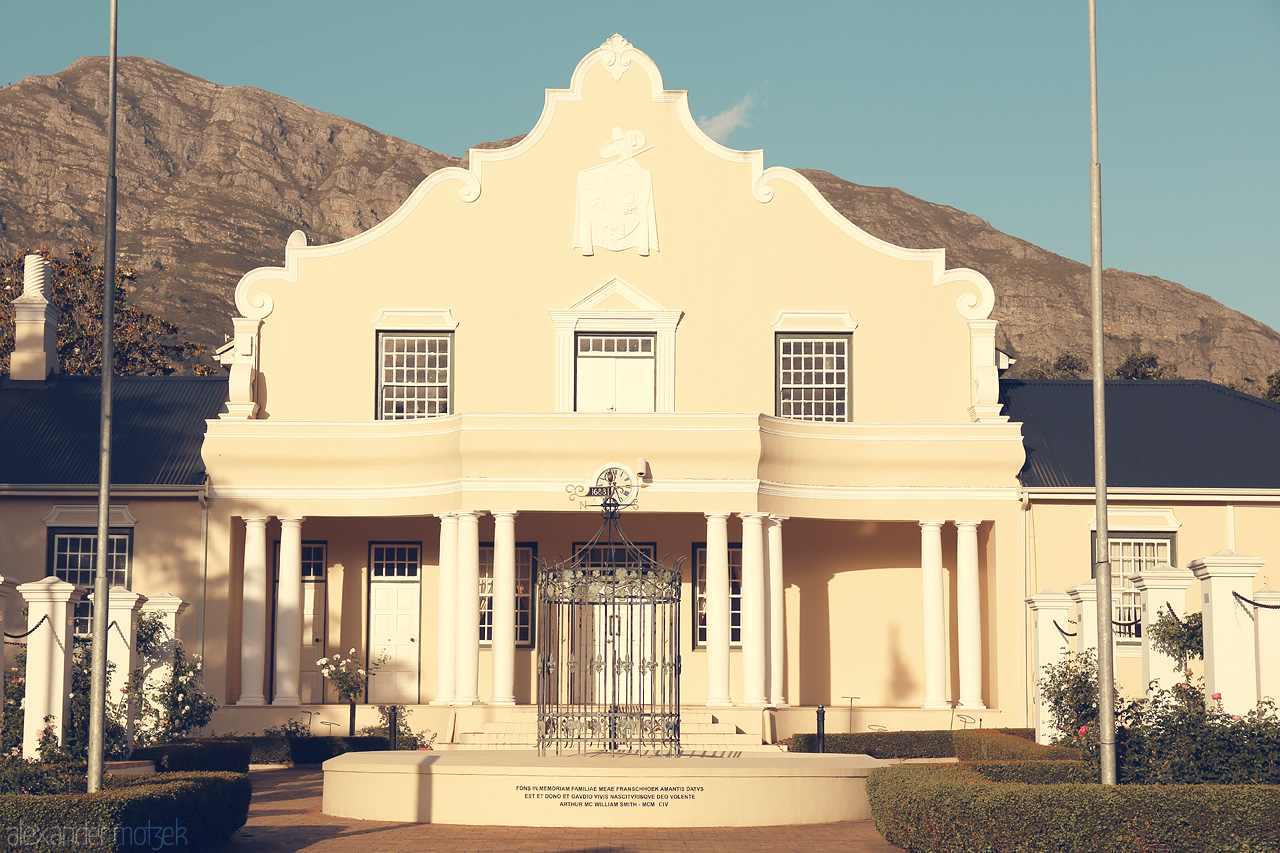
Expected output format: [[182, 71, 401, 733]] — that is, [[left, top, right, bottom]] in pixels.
[[867, 763, 1280, 853], [788, 727, 1041, 759], [0, 771, 249, 852], [130, 739, 252, 773], [190, 735, 389, 765], [952, 729, 1079, 762], [967, 760, 1093, 784]]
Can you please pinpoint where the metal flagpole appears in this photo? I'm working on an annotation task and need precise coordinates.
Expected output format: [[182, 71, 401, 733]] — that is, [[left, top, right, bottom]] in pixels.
[[88, 0, 120, 793], [1088, 0, 1117, 786]]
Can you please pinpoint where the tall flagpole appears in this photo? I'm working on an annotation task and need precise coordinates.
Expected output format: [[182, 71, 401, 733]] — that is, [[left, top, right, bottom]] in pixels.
[[88, 0, 119, 793], [1088, 0, 1117, 786]]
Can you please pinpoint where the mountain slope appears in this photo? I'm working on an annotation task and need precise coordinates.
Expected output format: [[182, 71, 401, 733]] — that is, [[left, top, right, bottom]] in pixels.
[[2, 57, 1277, 382]]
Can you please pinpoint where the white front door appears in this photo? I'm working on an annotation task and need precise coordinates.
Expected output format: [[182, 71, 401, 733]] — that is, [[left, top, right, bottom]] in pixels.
[[368, 582, 421, 703], [300, 582, 326, 703], [575, 334, 656, 412]]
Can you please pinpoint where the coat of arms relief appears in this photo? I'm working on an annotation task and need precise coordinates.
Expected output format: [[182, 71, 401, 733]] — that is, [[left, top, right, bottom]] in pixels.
[[573, 127, 658, 256]]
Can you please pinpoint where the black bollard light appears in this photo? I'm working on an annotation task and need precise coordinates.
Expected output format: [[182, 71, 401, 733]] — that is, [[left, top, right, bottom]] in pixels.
[[817, 704, 825, 754], [389, 706, 399, 751]]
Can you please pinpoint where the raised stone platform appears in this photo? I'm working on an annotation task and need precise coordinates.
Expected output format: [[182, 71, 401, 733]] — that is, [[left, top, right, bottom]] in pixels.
[[322, 749, 883, 827]]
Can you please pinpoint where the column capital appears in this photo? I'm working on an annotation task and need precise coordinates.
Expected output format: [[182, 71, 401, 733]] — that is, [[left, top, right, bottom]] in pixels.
[[142, 592, 189, 617], [89, 586, 146, 611], [919, 520, 945, 530], [17, 576, 85, 603], [954, 519, 982, 529], [1067, 579, 1098, 603], [704, 512, 731, 522], [1132, 563, 1194, 593], [242, 515, 270, 526], [740, 512, 768, 523], [278, 516, 306, 527], [436, 511, 459, 522], [767, 515, 789, 524], [454, 510, 482, 521], [491, 510, 519, 520]]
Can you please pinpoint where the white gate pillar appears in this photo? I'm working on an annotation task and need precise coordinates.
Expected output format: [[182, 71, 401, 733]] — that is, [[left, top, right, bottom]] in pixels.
[[1026, 589, 1073, 744], [919, 521, 948, 709], [740, 513, 768, 707], [88, 586, 146, 737], [955, 521, 985, 709], [704, 512, 732, 707], [490, 511, 519, 706], [766, 515, 788, 707], [17, 577, 84, 758], [1067, 579, 1099, 655], [432, 513, 459, 705], [454, 510, 482, 705], [1189, 550, 1262, 715], [1132, 563, 1195, 693], [239, 516, 270, 705], [273, 516, 306, 706], [1254, 586, 1280, 704]]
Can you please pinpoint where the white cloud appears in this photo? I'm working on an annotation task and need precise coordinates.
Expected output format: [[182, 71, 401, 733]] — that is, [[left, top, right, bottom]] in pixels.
[[697, 94, 755, 144]]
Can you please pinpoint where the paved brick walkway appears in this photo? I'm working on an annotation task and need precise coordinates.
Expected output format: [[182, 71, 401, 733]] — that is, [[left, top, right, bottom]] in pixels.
[[208, 767, 905, 852]]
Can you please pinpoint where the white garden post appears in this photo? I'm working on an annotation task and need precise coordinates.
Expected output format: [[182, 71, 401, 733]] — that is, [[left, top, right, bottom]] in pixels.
[[1188, 550, 1262, 716], [1132, 563, 1195, 693], [1252, 586, 1280, 704], [89, 586, 146, 739], [17, 577, 84, 758], [1026, 589, 1074, 743]]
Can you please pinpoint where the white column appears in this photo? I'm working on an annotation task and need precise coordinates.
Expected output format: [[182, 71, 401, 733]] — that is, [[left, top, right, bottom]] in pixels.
[[490, 511, 518, 706], [432, 513, 459, 705], [1067, 579, 1099, 655], [1025, 590, 1074, 744], [0, 576, 16, 716], [17, 577, 83, 758], [1189, 550, 1262, 715], [919, 521, 948, 709], [1132, 563, 1195, 693], [454, 510, 482, 705], [766, 515, 788, 707], [1254, 586, 1280, 705], [955, 520, 986, 709], [273, 516, 305, 706], [88, 586, 146, 737], [740, 513, 768, 707], [239, 516, 270, 705], [704, 512, 732, 707]]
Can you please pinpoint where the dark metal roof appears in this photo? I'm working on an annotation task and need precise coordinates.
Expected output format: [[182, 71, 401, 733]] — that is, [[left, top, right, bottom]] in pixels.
[[0, 375, 227, 487], [1001, 379, 1280, 490]]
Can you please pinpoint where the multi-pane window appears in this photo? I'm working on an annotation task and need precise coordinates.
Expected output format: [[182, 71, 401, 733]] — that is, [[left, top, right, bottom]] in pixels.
[[575, 334, 656, 413], [1108, 535, 1173, 640], [371, 543, 420, 579], [693, 544, 743, 646], [378, 332, 451, 420], [478, 545, 536, 646], [777, 335, 850, 422], [49, 530, 131, 637], [301, 543, 327, 580]]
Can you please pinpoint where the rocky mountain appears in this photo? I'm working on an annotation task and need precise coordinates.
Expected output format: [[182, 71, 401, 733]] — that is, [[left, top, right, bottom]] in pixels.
[[3, 57, 1278, 383]]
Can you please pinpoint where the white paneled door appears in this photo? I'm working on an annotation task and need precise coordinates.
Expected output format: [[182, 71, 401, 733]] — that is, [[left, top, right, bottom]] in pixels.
[[368, 581, 420, 703], [575, 335, 656, 412]]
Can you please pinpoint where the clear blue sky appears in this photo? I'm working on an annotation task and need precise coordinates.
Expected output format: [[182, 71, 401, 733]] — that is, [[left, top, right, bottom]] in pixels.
[[3, 1, 1278, 332]]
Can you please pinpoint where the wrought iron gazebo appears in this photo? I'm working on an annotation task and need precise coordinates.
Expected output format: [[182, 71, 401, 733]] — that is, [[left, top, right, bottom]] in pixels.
[[536, 479, 683, 755]]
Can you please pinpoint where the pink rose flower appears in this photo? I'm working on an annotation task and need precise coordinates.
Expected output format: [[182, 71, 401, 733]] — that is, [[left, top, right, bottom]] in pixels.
[[1078, 725, 1089, 736], [1232, 715, 1242, 721], [1212, 693, 1222, 700]]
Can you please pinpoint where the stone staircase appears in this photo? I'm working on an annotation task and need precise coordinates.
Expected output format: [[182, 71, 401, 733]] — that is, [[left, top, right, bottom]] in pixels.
[[434, 707, 777, 752]]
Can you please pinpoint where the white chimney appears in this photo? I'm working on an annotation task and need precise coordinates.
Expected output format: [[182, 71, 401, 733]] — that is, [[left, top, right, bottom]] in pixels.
[[10, 255, 60, 381]]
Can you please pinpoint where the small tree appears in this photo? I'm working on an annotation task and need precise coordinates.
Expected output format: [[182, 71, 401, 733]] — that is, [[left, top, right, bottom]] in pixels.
[[1264, 369, 1280, 403], [1021, 352, 1088, 380], [1146, 607, 1204, 674], [318, 650, 389, 736], [1109, 350, 1179, 380]]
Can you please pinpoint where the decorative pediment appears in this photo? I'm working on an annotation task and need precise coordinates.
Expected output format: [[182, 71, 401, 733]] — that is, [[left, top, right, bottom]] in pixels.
[[566, 277, 666, 313]]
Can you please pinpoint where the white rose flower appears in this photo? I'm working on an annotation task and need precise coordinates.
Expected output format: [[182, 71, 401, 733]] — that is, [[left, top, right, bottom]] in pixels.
[[358, 669, 366, 676], [349, 648, 357, 655]]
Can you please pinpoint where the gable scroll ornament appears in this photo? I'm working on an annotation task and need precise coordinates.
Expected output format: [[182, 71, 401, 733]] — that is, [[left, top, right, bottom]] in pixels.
[[573, 127, 658, 257]]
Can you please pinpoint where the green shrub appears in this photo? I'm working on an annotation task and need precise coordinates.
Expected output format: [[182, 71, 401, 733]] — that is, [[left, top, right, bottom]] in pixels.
[[0, 771, 249, 851], [0, 756, 88, 795], [967, 760, 1093, 784], [187, 734, 389, 765], [130, 739, 251, 773], [867, 763, 1280, 853], [953, 729, 1078, 762], [788, 730, 955, 758]]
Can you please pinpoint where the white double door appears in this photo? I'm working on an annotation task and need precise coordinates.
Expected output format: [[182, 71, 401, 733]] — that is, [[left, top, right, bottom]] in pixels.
[[368, 580, 421, 704]]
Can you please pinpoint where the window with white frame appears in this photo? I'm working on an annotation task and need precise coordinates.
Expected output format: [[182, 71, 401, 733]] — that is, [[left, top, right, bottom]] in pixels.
[[692, 543, 742, 647], [575, 334, 656, 413], [371, 543, 420, 579], [776, 334, 850, 422], [1103, 534, 1175, 641], [478, 544, 536, 647], [377, 332, 452, 419], [48, 529, 131, 637]]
